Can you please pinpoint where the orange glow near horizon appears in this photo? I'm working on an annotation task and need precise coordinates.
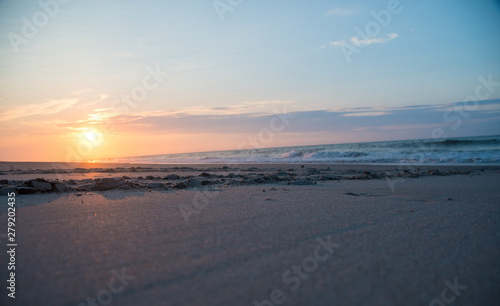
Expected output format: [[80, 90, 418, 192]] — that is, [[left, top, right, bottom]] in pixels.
[[1, 128, 345, 162]]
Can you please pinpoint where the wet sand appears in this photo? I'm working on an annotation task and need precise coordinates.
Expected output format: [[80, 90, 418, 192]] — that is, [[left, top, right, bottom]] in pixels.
[[0, 163, 499, 305]]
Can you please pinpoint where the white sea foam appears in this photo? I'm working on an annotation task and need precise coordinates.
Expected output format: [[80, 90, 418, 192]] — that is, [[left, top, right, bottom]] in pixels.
[[102, 135, 500, 164]]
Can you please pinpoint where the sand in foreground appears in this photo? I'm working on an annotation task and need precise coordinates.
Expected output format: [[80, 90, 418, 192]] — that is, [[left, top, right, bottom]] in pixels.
[[0, 166, 499, 305]]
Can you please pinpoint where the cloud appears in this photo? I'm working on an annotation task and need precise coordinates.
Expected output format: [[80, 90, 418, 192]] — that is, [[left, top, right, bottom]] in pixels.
[[0, 99, 79, 122], [11, 99, 499, 144], [0, 93, 110, 122], [329, 41, 345, 48], [342, 111, 390, 117], [326, 8, 358, 16], [246, 100, 293, 106], [330, 33, 399, 48], [445, 102, 500, 114], [78, 94, 108, 109], [351, 33, 398, 46], [127, 100, 296, 117], [432, 100, 500, 114], [86, 99, 500, 139], [379, 123, 445, 131], [477, 103, 500, 113]]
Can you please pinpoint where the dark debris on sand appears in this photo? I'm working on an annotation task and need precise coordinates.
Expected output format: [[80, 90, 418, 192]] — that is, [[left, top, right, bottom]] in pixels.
[[0, 166, 489, 196]]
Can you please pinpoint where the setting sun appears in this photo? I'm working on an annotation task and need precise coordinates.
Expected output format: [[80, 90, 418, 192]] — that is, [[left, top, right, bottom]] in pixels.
[[82, 129, 103, 145], [85, 131, 97, 142]]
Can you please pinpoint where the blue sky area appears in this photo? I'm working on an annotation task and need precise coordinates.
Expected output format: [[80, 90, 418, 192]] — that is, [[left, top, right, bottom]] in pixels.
[[0, 0, 499, 161]]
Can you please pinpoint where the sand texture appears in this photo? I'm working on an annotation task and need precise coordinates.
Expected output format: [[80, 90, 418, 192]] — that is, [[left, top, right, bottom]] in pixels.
[[0, 164, 499, 305]]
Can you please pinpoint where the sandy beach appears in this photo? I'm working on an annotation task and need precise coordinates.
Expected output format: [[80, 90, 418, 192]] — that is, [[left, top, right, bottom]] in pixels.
[[2, 0, 500, 304], [0, 163, 499, 305]]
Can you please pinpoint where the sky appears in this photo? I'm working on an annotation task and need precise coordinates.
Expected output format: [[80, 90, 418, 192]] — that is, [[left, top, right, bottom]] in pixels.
[[0, 0, 499, 162]]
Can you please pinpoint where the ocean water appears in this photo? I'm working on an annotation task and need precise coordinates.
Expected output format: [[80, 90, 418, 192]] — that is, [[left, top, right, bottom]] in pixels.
[[102, 135, 500, 165]]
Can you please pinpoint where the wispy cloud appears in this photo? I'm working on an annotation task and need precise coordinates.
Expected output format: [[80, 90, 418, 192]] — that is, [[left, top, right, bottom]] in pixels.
[[476, 103, 500, 113], [8, 100, 499, 144], [78, 94, 108, 109], [326, 8, 358, 16], [342, 111, 390, 117], [330, 33, 399, 48], [0, 94, 108, 122], [116, 100, 296, 117], [78, 100, 500, 137], [0, 99, 79, 122], [351, 33, 398, 46], [379, 123, 445, 131], [434, 102, 500, 114]]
